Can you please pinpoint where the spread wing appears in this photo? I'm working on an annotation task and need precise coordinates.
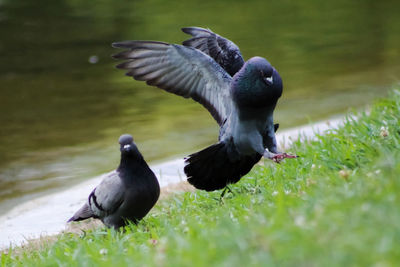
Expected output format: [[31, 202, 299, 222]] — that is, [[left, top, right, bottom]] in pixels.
[[88, 172, 125, 217], [182, 27, 245, 76], [112, 41, 233, 125]]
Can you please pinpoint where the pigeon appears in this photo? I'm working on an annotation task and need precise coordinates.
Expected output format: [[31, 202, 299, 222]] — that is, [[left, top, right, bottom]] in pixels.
[[112, 28, 296, 191], [68, 134, 160, 228]]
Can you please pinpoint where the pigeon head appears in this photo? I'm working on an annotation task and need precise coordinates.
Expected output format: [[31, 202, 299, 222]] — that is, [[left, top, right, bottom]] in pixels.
[[232, 56, 283, 108], [119, 134, 136, 154]]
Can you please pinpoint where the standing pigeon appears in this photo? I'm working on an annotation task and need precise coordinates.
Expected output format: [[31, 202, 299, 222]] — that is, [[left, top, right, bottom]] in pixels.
[[112, 30, 295, 191], [68, 134, 160, 228]]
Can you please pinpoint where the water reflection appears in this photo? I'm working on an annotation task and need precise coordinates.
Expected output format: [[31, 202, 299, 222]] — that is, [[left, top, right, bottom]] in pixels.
[[0, 0, 399, 209]]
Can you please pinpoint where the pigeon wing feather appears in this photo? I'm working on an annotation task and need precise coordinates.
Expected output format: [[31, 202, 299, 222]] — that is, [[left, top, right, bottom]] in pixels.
[[88, 172, 125, 217], [182, 27, 245, 76], [112, 41, 233, 125]]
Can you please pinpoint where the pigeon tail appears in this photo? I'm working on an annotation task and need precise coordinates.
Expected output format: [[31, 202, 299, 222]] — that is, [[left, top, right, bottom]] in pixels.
[[184, 142, 262, 191], [67, 203, 94, 222]]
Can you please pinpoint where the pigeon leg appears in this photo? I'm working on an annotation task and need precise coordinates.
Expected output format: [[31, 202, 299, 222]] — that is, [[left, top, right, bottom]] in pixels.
[[226, 185, 234, 195], [220, 185, 235, 199]]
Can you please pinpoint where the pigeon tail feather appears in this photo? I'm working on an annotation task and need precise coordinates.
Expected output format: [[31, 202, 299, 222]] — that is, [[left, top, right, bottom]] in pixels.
[[184, 142, 262, 191], [67, 203, 94, 222]]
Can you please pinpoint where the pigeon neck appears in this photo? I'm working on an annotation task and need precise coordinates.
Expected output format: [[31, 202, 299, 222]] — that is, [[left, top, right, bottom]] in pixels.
[[117, 153, 149, 185]]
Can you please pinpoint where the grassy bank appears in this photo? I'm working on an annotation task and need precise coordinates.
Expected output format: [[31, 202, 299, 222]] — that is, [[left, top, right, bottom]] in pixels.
[[2, 90, 400, 266]]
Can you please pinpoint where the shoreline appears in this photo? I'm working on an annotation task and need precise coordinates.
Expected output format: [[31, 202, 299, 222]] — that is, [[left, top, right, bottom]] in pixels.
[[0, 115, 344, 249]]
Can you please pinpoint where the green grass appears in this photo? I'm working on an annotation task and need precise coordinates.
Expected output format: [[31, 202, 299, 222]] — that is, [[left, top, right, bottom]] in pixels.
[[2, 90, 400, 267]]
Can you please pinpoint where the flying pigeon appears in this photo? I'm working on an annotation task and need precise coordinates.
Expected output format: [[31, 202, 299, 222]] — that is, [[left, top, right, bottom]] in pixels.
[[112, 28, 296, 191], [68, 134, 160, 228]]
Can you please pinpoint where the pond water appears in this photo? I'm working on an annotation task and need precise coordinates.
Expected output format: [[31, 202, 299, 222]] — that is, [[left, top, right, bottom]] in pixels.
[[0, 0, 399, 212]]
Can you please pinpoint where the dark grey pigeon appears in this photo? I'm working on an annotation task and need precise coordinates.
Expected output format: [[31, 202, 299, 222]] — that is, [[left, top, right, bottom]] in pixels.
[[112, 36, 296, 192], [182, 27, 244, 77], [68, 134, 160, 228]]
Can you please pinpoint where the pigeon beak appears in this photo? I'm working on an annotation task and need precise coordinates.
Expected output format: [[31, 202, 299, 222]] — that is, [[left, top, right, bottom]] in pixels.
[[123, 144, 132, 152], [265, 76, 273, 85]]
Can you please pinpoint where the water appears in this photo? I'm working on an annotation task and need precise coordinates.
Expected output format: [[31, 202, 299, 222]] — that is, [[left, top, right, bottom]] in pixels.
[[0, 0, 399, 213]]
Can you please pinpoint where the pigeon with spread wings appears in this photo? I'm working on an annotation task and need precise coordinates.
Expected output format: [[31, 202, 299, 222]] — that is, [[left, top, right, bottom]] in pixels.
[[112, 31, 295, 191]]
